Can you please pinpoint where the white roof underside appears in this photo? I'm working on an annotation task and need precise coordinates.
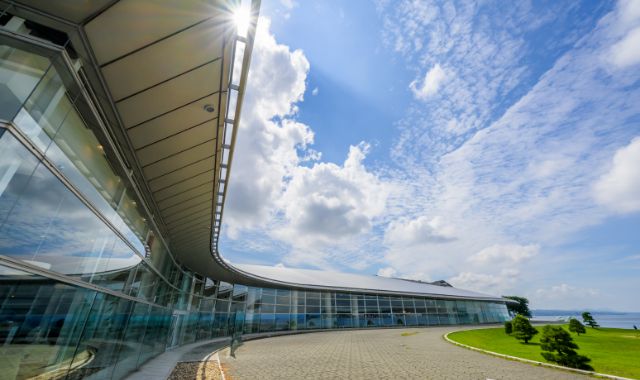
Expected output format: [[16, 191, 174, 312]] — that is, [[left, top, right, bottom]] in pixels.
[[12, 0, 245, 278]]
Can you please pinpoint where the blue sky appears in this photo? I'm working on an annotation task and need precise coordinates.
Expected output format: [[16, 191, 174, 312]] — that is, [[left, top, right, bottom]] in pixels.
[[222, 0, 640, 311]]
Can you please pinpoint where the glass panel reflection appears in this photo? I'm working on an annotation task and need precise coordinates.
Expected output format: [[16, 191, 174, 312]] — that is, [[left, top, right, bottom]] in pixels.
[[0, 133, 143, 284], [0, 264, 95, 380]]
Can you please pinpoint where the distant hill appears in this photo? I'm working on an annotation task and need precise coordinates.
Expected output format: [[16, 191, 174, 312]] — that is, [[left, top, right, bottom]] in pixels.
[[532, 309, 627, 316]]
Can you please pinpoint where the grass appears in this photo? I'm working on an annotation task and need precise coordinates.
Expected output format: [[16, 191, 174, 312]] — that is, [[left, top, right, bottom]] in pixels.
[[448, 325, 640, 379], [401, 331, 419, 337]]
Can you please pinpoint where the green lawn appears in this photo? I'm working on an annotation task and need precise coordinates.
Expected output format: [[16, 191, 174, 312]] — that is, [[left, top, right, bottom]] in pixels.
[[447, 325, 640, 379]]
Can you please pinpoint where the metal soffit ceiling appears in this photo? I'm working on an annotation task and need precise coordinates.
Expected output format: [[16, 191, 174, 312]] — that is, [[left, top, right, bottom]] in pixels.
[[8, 0, 258, 280], [83, 1, 234, 268]]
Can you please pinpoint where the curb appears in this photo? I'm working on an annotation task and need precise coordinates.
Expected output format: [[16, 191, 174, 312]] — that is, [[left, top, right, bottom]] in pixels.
[[443, 331, 635, 380]]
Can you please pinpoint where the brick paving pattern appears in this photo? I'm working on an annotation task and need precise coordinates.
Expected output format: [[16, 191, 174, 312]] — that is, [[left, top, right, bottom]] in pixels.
[[220, 327, 587, 379]]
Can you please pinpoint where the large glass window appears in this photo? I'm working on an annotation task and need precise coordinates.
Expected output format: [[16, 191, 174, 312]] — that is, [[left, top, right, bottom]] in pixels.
[[1, 41, 182, 290], [0, 43, 51, 119], [70, 292, 133, 380], [0, 264, 96, 380], [9, 58, 149, 255], [0, 133, 143, 285]]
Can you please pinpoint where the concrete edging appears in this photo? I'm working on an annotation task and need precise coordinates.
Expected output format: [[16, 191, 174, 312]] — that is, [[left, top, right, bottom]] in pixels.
[[443, 330, 634, 380]]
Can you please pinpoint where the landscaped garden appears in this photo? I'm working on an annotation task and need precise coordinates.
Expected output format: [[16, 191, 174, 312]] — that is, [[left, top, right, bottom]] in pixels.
[[447, 325, 640, 379]]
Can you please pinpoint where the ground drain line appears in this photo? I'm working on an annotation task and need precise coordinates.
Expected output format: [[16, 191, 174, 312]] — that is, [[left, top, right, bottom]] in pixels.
[[443, 331, 634, 380]]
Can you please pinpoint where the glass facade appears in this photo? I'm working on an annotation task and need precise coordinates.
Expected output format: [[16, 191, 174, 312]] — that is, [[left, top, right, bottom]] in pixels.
[[0, 15, 509, 380], [239, 288, 508, 333]]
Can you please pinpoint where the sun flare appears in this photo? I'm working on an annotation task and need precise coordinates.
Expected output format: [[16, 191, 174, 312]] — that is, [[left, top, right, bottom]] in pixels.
[[233, 5, 251, 37]]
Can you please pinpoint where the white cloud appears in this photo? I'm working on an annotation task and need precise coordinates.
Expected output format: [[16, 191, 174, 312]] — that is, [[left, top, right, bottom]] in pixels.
[[530, 282, 611, 310], [224, 20, 390, 268], [535, 283, 599, 300], [615, 0, 640, 31], [279, 0, 297, 10], [223, 3, 640, 310], [224, 18, 312, 237], [311, 87, 319, 96], [377, 267, 397, 278], [594, 137, 640, 213], [276, 142, 389, 246], [608, 0, 640, 68], [384, 216, 456, 246], [609, 26, 640, 68], [409, 63, 447, 99], [469, 244, 539, 264], [444, 245, 538, 294], [375, 0, 640, 302], [449, 268, 520, 295]]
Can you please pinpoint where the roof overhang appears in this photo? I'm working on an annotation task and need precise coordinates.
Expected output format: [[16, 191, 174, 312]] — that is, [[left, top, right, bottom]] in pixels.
[[3, 0, 260, 281]]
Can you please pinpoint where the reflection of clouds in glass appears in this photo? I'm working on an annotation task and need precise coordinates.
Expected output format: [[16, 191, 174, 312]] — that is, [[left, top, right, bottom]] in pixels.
[[44, 141, 146, 255], [31, 254, 141, 274], [0, 263, 34, 276], [0, 134, 141, 277], [0, 135, 38, 215]]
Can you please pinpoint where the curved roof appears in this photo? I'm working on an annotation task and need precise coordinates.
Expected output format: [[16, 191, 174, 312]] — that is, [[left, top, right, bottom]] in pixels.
[[233, 264, 505, 302]]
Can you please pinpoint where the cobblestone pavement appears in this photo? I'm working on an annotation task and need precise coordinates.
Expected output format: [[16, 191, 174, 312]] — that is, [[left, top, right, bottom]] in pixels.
[[219, 327, 588, 379]]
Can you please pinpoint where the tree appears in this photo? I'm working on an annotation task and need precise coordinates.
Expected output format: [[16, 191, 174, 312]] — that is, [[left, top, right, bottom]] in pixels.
[[503, 296, 532, 318], [540, 325, 593, 370], [512, 315, 538, 344], [504, 321, 513, 334], [568, 318, 586, 336], [582, 312, 599, 328]]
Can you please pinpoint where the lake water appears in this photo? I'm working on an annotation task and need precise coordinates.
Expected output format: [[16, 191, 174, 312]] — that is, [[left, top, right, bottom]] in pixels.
[[531, 312, 640, 329]]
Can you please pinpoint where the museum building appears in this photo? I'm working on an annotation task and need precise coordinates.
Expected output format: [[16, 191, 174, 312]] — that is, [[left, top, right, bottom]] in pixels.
[[0, 1, 510, 379]]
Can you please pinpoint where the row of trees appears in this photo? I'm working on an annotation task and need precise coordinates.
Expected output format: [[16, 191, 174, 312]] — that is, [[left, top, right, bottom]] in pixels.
[[504, 315, 593, 370], [503, 296, 599, 329], [503, 297, 598, 371]]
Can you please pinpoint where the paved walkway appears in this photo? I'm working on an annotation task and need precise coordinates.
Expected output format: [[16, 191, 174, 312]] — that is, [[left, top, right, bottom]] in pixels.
[[219, 327, 588, 379], [125, 338, 229, 380]]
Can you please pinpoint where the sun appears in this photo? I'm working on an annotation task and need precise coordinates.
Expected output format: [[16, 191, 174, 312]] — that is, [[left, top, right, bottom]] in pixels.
[[232, 5, 251, 37]]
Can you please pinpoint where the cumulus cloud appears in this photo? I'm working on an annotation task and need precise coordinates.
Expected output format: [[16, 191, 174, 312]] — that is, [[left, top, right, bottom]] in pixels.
[[223, 2, 639, 308], [444, 244, 538, 294], [449, 268, 521, 295], [594, 137, 640, 213], [224, 19, 390, 267], [277, 142, 389, 245], [384, 216, 456, 246], [377, 267, 397, 278], [409, 63, 448, 99], [469, 244, 539, 264], [224, 18, 312, 236]]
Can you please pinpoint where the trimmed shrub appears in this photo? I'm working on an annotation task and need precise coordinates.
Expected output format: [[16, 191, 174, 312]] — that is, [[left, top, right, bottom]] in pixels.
[[569, 318, 586, 336], [540, 325, 592, 370], [582, 312, 599, 328], [512, 314, 538, 344], [504, 321, 513, 334]]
